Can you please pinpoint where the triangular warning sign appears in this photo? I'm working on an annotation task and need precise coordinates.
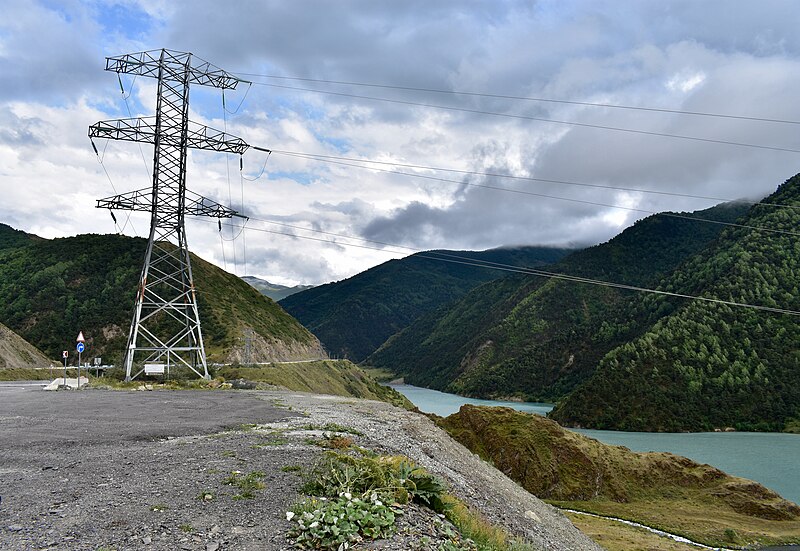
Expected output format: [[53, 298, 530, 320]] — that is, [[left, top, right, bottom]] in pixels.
[[77, 331, 85, 343]]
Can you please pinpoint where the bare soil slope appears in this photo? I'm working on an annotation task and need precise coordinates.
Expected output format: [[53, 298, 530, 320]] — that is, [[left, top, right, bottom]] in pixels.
[[0, 321, 50, 369]]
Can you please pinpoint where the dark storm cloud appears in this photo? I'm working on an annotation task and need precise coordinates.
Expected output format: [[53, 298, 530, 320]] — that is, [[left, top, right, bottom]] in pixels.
[[361, 165, 629, 251]]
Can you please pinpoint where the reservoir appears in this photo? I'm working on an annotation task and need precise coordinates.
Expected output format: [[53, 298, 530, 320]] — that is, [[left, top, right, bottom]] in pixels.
[[391, 383, 800, 505]]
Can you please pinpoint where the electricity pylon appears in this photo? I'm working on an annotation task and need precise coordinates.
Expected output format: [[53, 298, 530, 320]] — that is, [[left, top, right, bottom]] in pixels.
[[89, 49, 252, 381]]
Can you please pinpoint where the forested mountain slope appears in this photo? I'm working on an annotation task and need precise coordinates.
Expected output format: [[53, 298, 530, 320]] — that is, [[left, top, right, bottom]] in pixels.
[[280, 246, 571, 361], [0, 229, 324, 364], [0, 223, 41, 250], [366, 201, 749, 403], [552, 174, 800, 431]]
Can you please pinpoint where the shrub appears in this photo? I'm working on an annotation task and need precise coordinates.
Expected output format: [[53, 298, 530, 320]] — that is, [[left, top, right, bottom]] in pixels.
[[287, 493, 398, 549]]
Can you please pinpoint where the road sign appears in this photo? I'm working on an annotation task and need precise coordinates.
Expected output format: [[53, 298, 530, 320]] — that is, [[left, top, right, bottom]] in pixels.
[[77, 342, 85, 353], [77, 331, 85, 343], [62, 350, 68, 359]]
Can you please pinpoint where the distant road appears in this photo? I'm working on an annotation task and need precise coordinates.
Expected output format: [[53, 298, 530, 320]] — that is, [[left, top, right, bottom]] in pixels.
[[0, 380, 47, 389]]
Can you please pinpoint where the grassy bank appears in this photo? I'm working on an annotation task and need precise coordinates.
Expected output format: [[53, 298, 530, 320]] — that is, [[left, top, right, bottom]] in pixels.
[[438, 405, 800, 549], [0, 367, 84, 381], [29, 360, 415, 410], [564, 512, 700, 551], [218, 360, 413, 409]]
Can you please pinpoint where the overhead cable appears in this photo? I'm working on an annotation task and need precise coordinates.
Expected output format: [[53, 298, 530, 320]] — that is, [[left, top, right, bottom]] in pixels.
[[266, 150, 800, 239], [249, 82, 800, 154], [268, 149, 755, 204], [234, 72, 800, 126], [208, 218, 800, 318]]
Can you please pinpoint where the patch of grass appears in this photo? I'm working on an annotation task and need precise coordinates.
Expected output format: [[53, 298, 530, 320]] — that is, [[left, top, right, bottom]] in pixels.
[[223, 470, 266, 500], [218, 360, 415, 409], [316, 433, 354, 449], [281, 465, 302, 473], [150, 503, 169, 512], [359, 366, 399, 383], [220, 450, 236, 458], [443, 496, 533, 551], [179, 524, 193, 533], [553, 498, 800, 549], [564, 511, 700, 551], [252, 437, 289, 448]]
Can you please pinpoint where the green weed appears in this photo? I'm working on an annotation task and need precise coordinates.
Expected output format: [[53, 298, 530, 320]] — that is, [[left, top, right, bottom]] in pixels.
[[223, 470, 266, 500]]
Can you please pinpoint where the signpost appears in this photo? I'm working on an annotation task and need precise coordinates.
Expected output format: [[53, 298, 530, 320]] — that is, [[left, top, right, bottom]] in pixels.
[[76, 332, 85, 390], [60, 351, 67, 383], [77, 342, 85, 388]]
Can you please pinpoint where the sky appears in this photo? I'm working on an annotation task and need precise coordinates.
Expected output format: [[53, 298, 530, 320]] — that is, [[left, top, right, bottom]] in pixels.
[[2, 0, 800, 286]]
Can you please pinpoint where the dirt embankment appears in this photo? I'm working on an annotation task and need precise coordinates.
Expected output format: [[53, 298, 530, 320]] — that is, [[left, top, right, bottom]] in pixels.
[[0, 387, 599, 551], [0, 322, 51, 369]]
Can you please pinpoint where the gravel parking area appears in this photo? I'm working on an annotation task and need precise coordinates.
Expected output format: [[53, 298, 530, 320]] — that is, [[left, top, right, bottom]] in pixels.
[[0, 385, 599, 550]]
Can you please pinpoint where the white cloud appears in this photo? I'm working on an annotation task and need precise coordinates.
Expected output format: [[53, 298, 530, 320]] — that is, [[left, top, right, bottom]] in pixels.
[[2, 0, 800, 285]]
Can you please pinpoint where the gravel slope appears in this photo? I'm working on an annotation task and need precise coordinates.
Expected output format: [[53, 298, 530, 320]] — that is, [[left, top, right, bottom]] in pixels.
[[0, 386, 599, 550]]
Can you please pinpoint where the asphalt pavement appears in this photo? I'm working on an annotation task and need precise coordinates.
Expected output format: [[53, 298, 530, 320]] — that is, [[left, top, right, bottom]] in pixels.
[[0, 383, 294, 446]]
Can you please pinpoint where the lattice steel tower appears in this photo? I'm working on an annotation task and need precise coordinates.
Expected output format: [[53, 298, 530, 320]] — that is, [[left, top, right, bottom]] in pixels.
[[89, 49, 252, 381]]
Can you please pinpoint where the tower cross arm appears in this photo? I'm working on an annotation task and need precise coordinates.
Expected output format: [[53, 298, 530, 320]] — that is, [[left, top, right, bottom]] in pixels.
[[89, 117, 250, 155], [97, 188, 244, 219], [106, 49, 247, 90]]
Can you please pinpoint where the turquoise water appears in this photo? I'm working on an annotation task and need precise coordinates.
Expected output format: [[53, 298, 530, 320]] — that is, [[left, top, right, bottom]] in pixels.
[[391, 383, 553, 417], [391, 383, 800, 505]]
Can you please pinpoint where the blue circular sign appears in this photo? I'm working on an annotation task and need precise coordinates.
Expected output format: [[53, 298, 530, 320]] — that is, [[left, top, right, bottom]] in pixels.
[[76, 342, 85, 353]]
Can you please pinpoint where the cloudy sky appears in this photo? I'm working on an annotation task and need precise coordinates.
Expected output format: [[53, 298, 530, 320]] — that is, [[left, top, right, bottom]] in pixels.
[[2, 0, 800, 285]]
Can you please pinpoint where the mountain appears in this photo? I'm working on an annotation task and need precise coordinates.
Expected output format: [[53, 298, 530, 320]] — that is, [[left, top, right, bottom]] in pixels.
[[241, 276, 314, 302], [0, 223, 40, 250], [551, 174, 800, 432], [439, 405, 800, 548], [0, 229, 325, 365], [0, 320, 50, 369], [279, 246, 572, 361], [367, 201, 749, 402]]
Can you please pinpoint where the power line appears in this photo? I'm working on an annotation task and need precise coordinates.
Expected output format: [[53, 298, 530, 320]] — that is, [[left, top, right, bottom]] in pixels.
[[267, 148, 758, 205], [89, 139, 138, 237], [249, 82, 800, 155], [119, 75, 152, 179], [233, 72, 800, 126], [209, 218, 800, 318], [261, 148, 800, 239]]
